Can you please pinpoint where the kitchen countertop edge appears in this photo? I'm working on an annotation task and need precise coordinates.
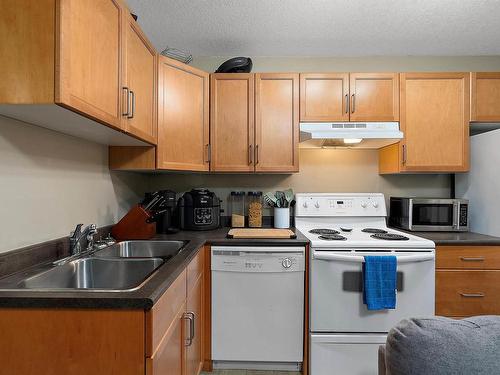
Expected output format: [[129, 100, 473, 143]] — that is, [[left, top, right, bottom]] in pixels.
[[0, 228, 309, 309]]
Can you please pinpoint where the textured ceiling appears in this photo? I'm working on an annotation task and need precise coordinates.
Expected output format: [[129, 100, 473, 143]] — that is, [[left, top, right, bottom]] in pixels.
[[126, 0, 500, 57]]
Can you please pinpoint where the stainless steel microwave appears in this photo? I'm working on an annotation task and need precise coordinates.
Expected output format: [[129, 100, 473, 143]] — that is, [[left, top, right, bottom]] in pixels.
[[389, 197, 469, 232]]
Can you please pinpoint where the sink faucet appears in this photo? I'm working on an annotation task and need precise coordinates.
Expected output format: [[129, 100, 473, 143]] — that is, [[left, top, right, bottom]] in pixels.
[[69, 224, 98, 255]]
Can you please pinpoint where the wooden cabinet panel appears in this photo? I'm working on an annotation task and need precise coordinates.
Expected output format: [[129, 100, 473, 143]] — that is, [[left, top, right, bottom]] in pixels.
[[436, 270, 500, 316], [146, 270, 187, 356], [187, 249, 204, 292], [255, 73, 299, 172], [471, 72, 500, 122], [349, 73, 399, 121], [0, 308, 145, 375], [299, 73, 349, 121], [186, 274, 204, 375], [56, 0, 123, 129], [210, 74, 255, 172], [157, 57, 209, 171], [147, 303, 186, 375], [123, 14, 157, 144], [436, 246, 500, 270], [400, 73, 470, 172]]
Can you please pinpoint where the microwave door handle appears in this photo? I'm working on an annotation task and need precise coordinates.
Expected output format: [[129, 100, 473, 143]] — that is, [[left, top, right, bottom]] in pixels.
[[454, 202, 460, 230], [313, 253, 435, 263]]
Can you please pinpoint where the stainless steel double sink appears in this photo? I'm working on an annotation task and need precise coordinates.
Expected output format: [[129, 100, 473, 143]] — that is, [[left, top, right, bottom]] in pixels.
[[0, 241, 186, 292]]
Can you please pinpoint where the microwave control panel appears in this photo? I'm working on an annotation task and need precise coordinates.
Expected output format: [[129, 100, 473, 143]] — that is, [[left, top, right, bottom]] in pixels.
[[459, 204, 468, 226]]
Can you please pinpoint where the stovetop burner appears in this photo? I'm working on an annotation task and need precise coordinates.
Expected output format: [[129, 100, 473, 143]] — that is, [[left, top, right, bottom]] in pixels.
[[362, 228, 388, 234], [318, 234, 347, 241], [309, 228, 340, 235], [371, 233, 410, 241]]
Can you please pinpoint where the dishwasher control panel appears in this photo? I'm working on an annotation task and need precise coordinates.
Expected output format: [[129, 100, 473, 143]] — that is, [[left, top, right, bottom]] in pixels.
[[211, 247, 305, 273]]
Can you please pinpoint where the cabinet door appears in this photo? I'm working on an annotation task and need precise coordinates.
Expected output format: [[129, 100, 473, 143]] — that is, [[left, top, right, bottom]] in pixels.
[[471, 72, 500, 122], [210, 74, 255, 172], [255, 73, 299, 172], [157, 57, 209, 171], [400, 73, 470, 172], [147, 303, 186, 375], [300, 73, 349, 122], [56, 0, 124, 129], [123, 14, 157, 144], [186, 273, 204, 375], [349, 73, 399, 121]]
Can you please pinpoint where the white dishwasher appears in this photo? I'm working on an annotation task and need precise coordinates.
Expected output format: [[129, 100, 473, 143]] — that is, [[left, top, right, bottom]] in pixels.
[[211, 246, 305, 371]]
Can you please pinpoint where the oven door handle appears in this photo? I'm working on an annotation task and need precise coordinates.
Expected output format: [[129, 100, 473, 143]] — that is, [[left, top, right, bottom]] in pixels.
[[313, 252, 435, 263]]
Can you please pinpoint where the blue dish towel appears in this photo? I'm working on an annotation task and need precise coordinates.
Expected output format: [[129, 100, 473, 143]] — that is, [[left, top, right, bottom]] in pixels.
[[363, 255, 397, 310]]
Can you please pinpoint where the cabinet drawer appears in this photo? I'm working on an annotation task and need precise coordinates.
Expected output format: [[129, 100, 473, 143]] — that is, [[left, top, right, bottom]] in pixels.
[[436, 270, 500, 316], [187, 249, 204, 292], [146, 269, 187, 356], [436, 246, 500, 269]]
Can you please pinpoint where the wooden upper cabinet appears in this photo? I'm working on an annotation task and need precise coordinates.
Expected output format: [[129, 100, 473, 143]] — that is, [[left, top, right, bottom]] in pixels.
[[399, 73, 469, 172], [157, 57, 209, 171], [57, 0, 124, 130], [255, 73, 299, 172], [210, 74, 255, 172], [349, 73, 399, 121], [300, 73, 349, 121], [122, 13, 157, 144], [471, 72, 500, 122]]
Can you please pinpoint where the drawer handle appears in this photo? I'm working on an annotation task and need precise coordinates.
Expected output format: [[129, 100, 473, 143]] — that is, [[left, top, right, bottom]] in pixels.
[[183, 312, 195, 346], [460, 257, 485, 262], [460, 292, 485, 298]]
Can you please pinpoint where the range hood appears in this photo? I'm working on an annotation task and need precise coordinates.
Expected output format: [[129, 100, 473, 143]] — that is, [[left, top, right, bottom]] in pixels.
[[299, 122, 403, 149]]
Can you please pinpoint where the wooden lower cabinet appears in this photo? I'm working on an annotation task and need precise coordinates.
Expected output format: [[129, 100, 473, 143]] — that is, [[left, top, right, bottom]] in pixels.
[[0, 249, 206, 375], [435, 245, 500, 317], [147, 302, 186, 375]]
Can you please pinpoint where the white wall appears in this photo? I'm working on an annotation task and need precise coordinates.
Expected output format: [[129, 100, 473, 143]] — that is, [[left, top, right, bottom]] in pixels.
[[191, 56, 500, 73], [149, 149, 451, 215], [0, 116, 147, 253], [456, 130, 500, 237]]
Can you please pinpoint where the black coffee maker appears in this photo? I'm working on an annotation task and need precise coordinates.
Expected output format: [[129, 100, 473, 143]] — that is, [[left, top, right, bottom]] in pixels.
[[153, 190, 179, 234]]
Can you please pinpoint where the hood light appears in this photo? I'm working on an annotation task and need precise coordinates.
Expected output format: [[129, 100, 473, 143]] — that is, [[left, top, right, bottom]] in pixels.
[[343, 138, 363, 144]]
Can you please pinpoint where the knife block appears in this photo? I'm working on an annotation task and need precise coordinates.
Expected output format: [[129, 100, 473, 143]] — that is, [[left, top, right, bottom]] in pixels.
[[111, 205, 156, 241]]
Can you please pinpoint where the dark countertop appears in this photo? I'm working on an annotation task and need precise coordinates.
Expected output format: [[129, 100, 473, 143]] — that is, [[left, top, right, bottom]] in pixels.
[[391, 228, 500, 246], [0, 227, 308, 310]]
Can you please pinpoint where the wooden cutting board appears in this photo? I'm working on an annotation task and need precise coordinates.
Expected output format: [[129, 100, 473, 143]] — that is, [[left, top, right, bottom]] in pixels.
[[227, 228, 296, 239]]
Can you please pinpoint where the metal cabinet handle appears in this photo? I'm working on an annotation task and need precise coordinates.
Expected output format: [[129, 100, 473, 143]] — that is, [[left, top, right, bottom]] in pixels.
[[127, 90, 135, 119], [460, 257, 485, 262], [402, 144, 407, 165], [255, 145, 259, 165], [248, 145, 253, 165], [351, 94, 355, 113], [206, 144, 211, 163], [183, 312, 195, 346], [122, 87, 130, 116], [345, 94, 349, 114], [460, 292, 485, 298]]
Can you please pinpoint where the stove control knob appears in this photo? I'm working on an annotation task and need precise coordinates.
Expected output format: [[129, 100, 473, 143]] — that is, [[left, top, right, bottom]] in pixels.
[[372, 201, 379, 208], [282, 258, 292, 269], [314, 201, 320, 208], [361, 202, 367, 208]]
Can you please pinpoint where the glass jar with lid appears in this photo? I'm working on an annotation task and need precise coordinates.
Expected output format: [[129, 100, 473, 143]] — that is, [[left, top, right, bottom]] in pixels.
[[230, 191, 245, 227], [247, 191, 263, 228]]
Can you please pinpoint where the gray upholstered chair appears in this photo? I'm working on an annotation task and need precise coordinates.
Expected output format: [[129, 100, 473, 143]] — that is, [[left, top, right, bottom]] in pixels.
[[379, 316, 500, 375]]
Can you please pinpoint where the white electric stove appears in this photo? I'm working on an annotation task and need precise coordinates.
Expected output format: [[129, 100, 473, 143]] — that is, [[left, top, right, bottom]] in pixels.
[[295, 193, 436, 375]]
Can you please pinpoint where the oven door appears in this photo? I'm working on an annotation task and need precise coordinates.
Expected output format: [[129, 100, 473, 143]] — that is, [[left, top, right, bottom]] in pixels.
[[310, 250, 435, 333], [409, 199, 457, 231]]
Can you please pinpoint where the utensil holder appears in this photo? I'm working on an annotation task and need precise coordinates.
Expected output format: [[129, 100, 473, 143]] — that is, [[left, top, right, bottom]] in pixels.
[[274, 207, 290, 229], [111, 205, 156, 241]]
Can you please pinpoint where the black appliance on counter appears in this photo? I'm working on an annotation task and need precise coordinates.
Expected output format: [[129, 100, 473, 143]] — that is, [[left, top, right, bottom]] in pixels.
[[154, 190, 179, 234], [178, 188, 222, 231]]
